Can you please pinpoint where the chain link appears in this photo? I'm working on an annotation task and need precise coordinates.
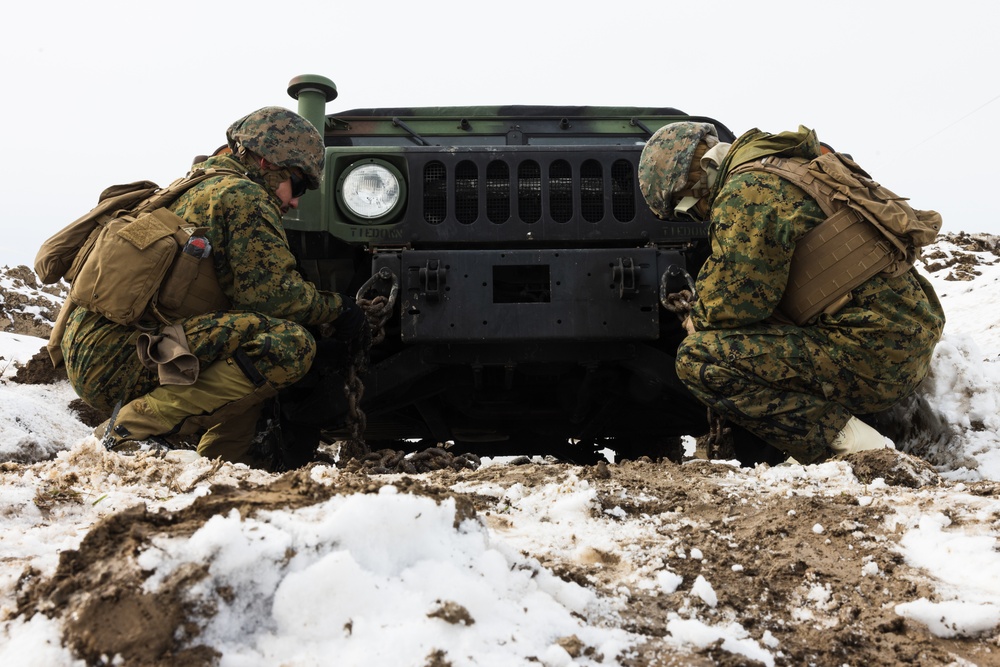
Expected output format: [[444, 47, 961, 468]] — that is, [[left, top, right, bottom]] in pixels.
[[340, 269, 399, 458], [339, 446, 481, 475], [699, 408, 735, 460], [660, 266, 699, 334]]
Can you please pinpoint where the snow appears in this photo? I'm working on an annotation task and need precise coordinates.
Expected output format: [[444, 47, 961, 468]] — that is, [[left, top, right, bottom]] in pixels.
[[2, 237, 1000, 664], [138, 490, 631, 666], [0, 334, 83, 463], [895, 599, 1000, 640]]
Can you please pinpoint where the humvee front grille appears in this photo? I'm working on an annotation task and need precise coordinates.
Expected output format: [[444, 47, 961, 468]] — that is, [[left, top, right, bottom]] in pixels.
[[405, 147, 650, 242]]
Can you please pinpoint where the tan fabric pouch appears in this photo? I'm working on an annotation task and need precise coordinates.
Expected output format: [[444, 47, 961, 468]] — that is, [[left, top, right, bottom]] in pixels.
[[70, 208, 191, 325], [136, 322, 199, 385]]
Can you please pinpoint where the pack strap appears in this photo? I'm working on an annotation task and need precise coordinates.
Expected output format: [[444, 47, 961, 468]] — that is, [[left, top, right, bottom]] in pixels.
[[133, 167, 247, 217], [731, 156, 840, 218], [728, 156, 906, 324]]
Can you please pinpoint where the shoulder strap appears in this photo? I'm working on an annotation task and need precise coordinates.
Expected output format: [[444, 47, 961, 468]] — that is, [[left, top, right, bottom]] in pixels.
[[133, 167, 247, 216], [727, 155, 899, 324], [729, 156, 842, 218]]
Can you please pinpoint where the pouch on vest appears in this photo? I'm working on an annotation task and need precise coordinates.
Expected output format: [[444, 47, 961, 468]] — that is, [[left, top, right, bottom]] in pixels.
[[776, 208, 896, 324], [69, 208, 196, 326], [154, 245, 230, 321], [808, 153, 941, 270]]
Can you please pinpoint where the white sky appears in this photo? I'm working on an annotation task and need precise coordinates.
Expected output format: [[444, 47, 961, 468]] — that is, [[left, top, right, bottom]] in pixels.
[[1, 0, 998, 266]]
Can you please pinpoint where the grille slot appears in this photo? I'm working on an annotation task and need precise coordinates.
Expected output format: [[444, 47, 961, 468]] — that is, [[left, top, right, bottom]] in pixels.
[[424, 160, 446, 224], [581, 159, 604, 223], [518, 161, 542, 224], [611, 159, 636, 222], [455, 160, 478, 224], [486, 161, 510, 223]]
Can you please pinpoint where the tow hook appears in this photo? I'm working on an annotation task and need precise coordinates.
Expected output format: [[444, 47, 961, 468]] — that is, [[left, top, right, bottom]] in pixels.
[[613, 257, 639, 299], [418, 259, 446, 302]]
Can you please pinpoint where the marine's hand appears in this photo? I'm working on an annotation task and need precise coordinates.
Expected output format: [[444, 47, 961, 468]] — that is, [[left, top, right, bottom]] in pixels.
[[681, 314, 696, 335]]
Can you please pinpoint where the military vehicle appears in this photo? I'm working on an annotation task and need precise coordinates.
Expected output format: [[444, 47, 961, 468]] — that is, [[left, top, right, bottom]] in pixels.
[[276, 74, 737, 463]]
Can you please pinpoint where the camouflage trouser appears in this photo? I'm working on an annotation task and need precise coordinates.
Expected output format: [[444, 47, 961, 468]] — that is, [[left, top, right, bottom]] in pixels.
[[62, 307, 317, 414], [675, 324, 919, 463]]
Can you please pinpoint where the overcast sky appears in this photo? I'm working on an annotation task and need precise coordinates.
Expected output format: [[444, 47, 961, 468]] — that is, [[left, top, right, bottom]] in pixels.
[[2, 0, 997, 268]]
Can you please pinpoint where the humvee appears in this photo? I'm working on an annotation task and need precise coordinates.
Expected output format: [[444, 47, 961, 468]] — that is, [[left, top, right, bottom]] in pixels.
[[276, 74, 737, 463]]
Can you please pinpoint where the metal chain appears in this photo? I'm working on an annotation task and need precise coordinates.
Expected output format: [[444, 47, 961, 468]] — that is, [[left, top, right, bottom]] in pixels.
[[701, 408, 735, 460], [340, 269, 399, 458], [659, 266, 697, 311], [332, 269, 480, 474], [660, 266, 699, 333], [340, 446, 481, 475], [662, 289, 696, 317]]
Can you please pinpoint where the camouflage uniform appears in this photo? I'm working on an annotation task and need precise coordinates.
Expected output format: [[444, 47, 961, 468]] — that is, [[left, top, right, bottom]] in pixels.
[[672, 129, 945, 462], [61, 108, 355, 462]]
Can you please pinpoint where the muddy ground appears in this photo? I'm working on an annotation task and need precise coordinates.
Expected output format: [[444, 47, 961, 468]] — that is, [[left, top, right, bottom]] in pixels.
[[9, 452, 999, 667], [3, 240, 1000, 666]]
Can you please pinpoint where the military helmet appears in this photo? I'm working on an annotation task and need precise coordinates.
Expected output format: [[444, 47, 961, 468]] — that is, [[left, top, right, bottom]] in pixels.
[[226, 106, 325, 190], [639, 122, 719, 219]]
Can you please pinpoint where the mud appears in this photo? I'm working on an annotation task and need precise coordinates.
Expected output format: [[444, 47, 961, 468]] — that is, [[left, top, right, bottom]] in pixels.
[[443, 455, 995, 666], [8, 451, 995, 667], [4, 239, 1000, 666], [14, 468, 476, 667]]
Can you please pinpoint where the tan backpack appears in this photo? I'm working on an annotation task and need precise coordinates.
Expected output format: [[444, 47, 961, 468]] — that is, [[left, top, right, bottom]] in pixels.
[[729, 153, 942, 324], [36, 167, 242, 326], [36, 180, 159, 285]]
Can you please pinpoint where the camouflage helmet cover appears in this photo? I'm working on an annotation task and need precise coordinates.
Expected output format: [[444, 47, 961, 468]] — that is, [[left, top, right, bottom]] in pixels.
[[639, 122, 719, 219], [226, 106, 325, 190]]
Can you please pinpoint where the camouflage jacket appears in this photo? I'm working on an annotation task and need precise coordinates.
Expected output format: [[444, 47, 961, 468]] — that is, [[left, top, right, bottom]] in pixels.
[[169, 154, 346, 325], [691, 129, 945, 379]]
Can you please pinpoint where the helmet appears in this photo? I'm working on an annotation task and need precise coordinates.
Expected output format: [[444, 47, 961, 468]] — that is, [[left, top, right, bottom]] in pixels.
[[639, 122, 719, 219], [226, 106, 325, 190]]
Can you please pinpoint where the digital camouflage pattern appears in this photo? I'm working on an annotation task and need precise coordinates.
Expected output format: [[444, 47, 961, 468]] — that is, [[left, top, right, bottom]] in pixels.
[[61, 152, 350, 417], [172, 153, 346, 324], [63, 305, 318, 414], [226, 106, 325, 189], [676, 163, 945, 463], [638, 122, 719, 219]]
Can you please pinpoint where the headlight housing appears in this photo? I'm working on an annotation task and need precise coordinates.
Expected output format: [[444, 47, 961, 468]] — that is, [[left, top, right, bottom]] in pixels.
[[337, 159, 405, 224]]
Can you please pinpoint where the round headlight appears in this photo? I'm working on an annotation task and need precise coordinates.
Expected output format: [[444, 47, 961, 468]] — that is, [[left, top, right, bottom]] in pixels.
[[340, 162, 402, 222]]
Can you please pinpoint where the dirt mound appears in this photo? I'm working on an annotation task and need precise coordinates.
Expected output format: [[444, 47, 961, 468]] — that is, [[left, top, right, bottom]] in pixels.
[[443, 453, 992, 667], [14, 452, 994, 667], [0, 264, 66, 388], [14, 467, 475, 667], [10, 348, 65, 384], [921, 231, 1000, 281], [0, 264, 65, 339]]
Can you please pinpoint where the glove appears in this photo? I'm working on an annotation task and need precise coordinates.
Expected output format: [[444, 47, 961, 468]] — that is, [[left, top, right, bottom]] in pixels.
[[332, 295, 367, 342]]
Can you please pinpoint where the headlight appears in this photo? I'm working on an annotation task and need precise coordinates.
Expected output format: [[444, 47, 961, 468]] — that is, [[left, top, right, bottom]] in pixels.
[[338, 160, 405, 224]]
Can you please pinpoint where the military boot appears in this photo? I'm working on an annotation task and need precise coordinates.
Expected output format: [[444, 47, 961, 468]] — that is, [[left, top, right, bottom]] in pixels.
[[100, 357, 276, 459], [196, 402, 267, 465], [95, 398, 177, 454]]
